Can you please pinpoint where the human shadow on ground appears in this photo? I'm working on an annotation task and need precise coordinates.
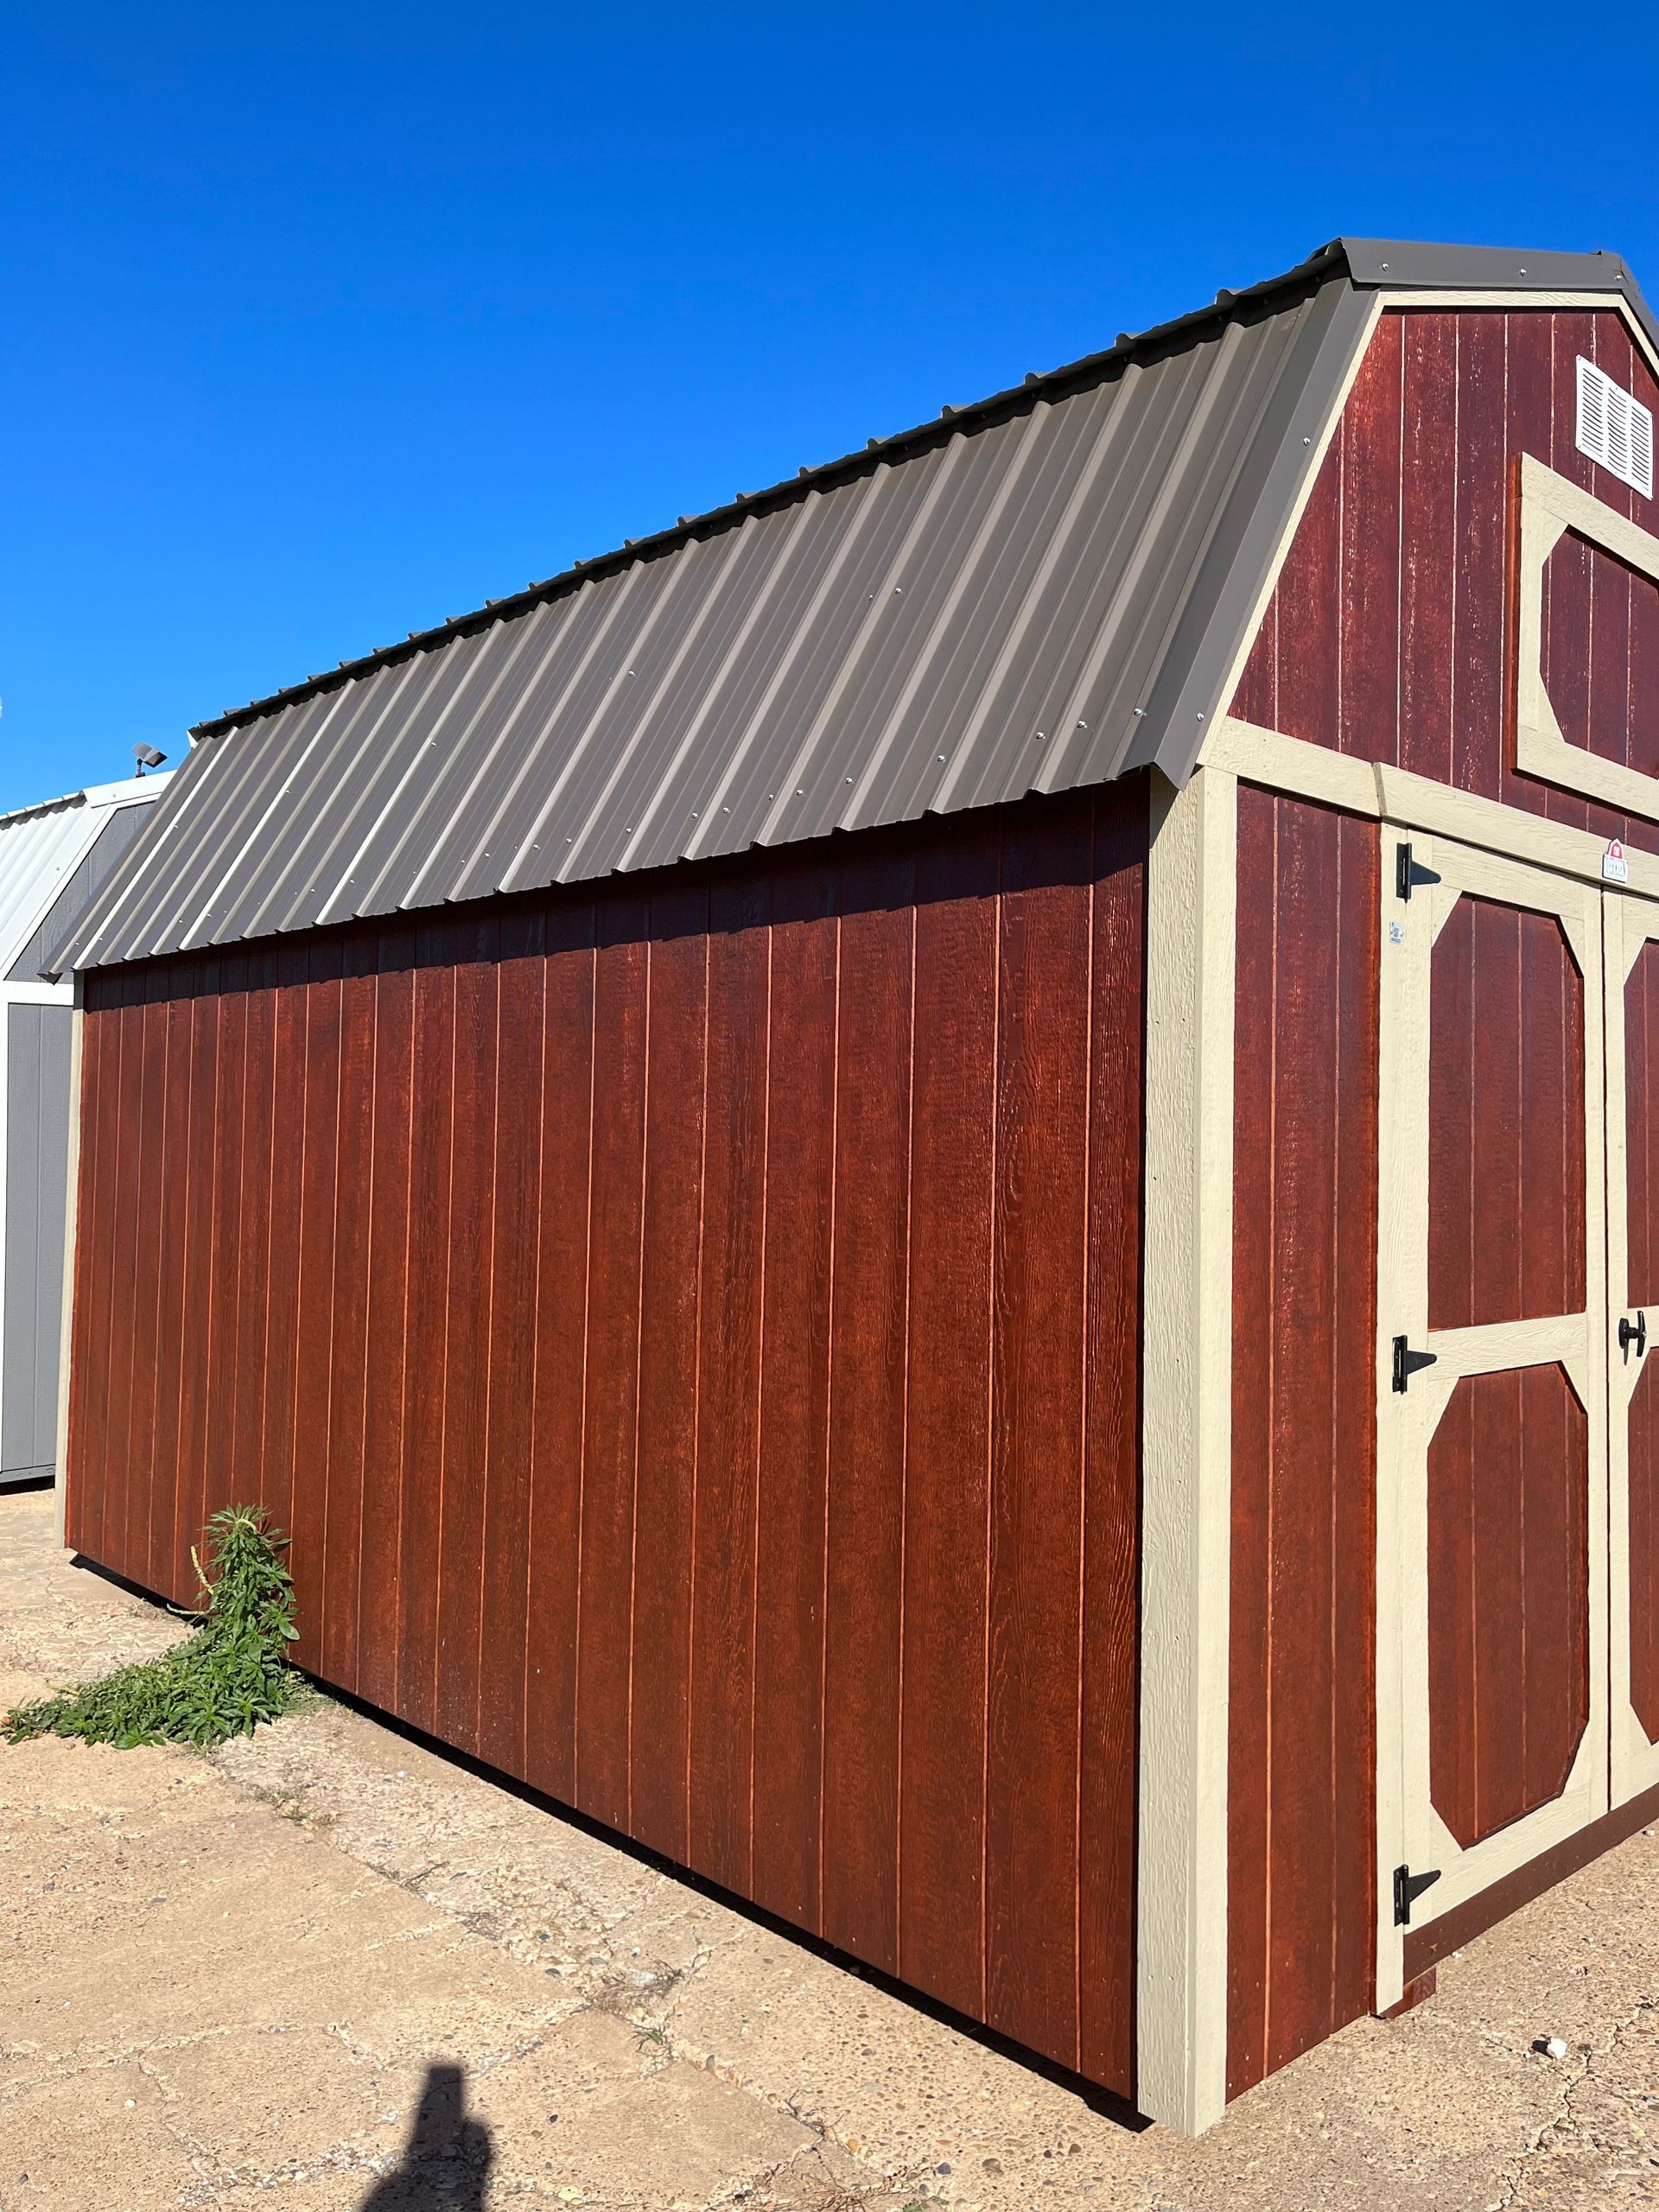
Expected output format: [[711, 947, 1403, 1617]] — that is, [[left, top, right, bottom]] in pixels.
[[358, 2063, 493, 2209]]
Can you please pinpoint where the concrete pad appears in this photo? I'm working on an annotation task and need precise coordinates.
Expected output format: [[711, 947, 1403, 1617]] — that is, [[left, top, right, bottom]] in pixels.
[[463, 2008, 816, 2205], [143, 2024, 399, 2177], [0, 2057, 207, 2209]]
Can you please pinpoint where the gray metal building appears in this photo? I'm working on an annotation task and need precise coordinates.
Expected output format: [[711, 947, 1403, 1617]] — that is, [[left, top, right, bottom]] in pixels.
[[0, 774, 168, 1485]]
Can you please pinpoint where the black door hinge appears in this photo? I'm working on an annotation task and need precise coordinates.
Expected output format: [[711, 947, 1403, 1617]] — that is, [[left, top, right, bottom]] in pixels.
[[1392, 1335, 1438, 1393], [1395, 842, 1442, 901], [1394, 1862, 1441, 1927]]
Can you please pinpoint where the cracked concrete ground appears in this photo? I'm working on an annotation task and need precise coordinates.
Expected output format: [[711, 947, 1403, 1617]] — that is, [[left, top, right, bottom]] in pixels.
[[3, 1487, 1659, 2209]]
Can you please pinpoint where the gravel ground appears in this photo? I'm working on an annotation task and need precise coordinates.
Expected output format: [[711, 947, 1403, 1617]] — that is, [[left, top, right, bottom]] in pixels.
[[2, 1484, 1657, 2209]]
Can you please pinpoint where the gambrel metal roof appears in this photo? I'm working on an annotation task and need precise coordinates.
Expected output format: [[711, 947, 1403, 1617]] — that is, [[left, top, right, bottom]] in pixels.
[[52, 237, 1659, 974]]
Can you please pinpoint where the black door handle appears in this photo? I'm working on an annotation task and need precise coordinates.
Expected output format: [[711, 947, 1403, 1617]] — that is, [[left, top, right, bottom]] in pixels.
[[1621, 1311, 1648, 1361]]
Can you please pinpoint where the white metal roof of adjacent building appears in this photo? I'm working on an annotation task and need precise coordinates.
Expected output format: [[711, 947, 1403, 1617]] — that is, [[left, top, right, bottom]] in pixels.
[[49, 237, 1659, 975], [0, 777, 170, 987]]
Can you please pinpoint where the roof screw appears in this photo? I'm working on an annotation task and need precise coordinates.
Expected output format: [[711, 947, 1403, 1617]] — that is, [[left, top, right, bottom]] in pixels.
[[797, 787, 805, 796], [1133, 707, 1147, 717], [691, 810, 699, 818], [1196, 711, 1205, 722], [938, 753, 946, 761], [1379, 260, 1389, 270], [1302, 436, 1312, 446]]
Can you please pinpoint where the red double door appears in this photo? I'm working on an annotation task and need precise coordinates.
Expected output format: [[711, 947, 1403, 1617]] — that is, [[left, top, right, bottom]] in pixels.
[[1376, 828, 1659, 2005]]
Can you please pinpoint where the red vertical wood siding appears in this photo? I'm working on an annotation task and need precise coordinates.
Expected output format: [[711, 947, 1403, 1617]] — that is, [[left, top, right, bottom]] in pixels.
[[524, 903, 594, 1806], [358, 946, 414, 1717], [577, 905, 649, 1834], [986, 809, 1094, 2063], [321, 949, 374, 1689], [436, 935, 501, 1760], [475, 918, 547, 1780], [261, 951, 308, 1556], [1231, 308, 1659, 850], [821, 855, 912, 1974], [289, 952, 340, 1676], [690, 880, 771, 1897], [1229, 786, 1380, 2100], [629, 887, 709, 1863], [899, 828, 998, 2024], [397, 950, 454, 1734], [64, 784, 1147, 2104], [750, 862, 837, 1927]]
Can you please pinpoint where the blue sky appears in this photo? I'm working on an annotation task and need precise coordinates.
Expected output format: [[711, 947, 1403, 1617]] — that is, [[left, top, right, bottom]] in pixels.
[[3, 4, 1658, 811]]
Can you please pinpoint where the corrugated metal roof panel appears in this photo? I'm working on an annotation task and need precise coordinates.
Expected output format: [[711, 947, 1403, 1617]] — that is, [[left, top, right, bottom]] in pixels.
[[58, 236, 1659, 975], [0, 809, 92, 978], [46, 278, 1362, 971], [0, 778, 169, 982], [7, 802, 154, 986]]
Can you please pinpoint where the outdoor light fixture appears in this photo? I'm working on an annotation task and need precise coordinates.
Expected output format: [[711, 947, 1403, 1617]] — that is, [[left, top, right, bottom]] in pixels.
[[131, 742, 167, 774]]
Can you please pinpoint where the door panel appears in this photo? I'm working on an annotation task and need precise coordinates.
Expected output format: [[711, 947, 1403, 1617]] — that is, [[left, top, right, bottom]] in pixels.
[[1426, 897, 1587, 1330], [1603, 896, 1659, 1804], [1427, 1364, 1591, 1848], [1376, 831, 1608, 2009]]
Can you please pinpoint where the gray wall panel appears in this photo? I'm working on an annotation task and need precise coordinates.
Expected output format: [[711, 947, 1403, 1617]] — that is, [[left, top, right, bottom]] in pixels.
[[2, 1003, 73, 1480]]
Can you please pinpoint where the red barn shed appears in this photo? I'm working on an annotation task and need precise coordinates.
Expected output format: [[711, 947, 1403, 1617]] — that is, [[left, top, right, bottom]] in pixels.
[[48, 237, 1659, 2132]]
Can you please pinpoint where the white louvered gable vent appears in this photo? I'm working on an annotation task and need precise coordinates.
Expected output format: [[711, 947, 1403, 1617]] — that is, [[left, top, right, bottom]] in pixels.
[[1576, 356, 1654, 499]]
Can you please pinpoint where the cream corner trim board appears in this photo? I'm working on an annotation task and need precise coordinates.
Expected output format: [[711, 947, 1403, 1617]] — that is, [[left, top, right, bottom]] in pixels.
[[1516, 453, 1659, 821], [1138, 763, 1236, 2135]]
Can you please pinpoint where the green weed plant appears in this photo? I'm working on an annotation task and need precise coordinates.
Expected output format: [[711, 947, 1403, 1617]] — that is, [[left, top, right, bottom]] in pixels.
[[3, 1504, 301, 1750]]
